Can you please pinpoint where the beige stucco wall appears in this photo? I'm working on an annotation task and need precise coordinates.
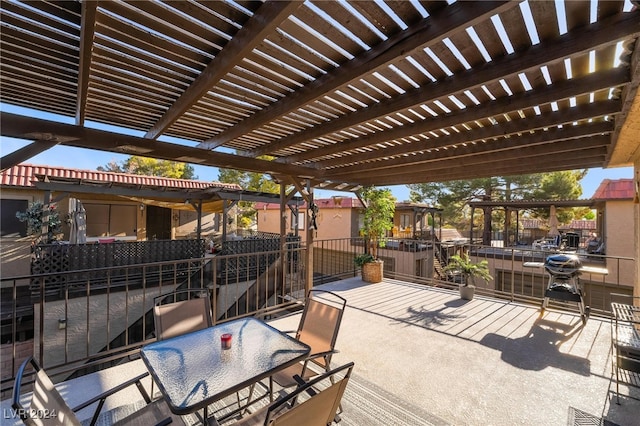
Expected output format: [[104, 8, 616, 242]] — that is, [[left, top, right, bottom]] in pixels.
[[604, 200, 636, 287], [257, 206, 357, 242], [173, 209, 219, 239]]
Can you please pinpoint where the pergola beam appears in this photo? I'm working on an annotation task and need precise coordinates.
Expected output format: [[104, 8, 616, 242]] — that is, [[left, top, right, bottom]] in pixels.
[[75, 0, 97, 126], [334, 137, 608, 182], [0, 112, 323, 179], [353, 152, 607, 186]]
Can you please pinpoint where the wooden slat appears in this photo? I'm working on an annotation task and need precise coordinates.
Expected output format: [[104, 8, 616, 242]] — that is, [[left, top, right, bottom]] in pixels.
[[279, 68, 628, 162], [250, 12, 639, 157], [203, 1, 515, 150], [311, 102, 618, 167], [145, 1, 302, 139]]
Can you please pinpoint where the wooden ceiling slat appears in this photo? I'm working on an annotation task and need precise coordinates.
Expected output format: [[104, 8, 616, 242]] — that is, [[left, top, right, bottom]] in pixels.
[[445, 28, 485, 70], [569, 54, 592, 80], [115, 1, 231, 51], [90, 64, 181, 100], [1, 2, 79, 40], [146, 1, 302, 140], [76, 0, 97, 126], [312, 1, 384, 48], [428, 41, 468, 76], [405, 47, 449, 82], [194, 0, 259, 29], [214, 80, 274, 108], [285, 68, 625, 164], [354, 148, 607, 186], [93, 40, 195, 84], [34, 0, 81, 22], [526, 1, 561, 43], [193, 98, 254, 121], [242, 50, 311, 87], [467, 9, 506, 60], [309, 102, 618, 168], [349, 1, 404, 37], [96, 14, 208, 70], [1, 49, 75, 77], [1, 58, 75, 88], [1, 2, 639, 185], [265, 30, 336, 72], [495, 6, 531, 53], [276, 15, 351, 66], [0, 85, 75, 111], [203, 2, 516, 151], [391, 57, 433, 87], [89, 78, 172, 107], [295, 4, 366, 58], [355, 155, 606, 186], [329, 126, 613, 178], [254, 12, 639, 158], [221, 73, 286, 100], [334, 143, 610, 184], [386, 0, 431, 26], [0, 27, 78, 60]]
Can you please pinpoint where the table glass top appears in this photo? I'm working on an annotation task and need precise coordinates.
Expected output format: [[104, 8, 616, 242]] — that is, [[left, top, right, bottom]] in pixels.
[[141, 317, 310, 414]]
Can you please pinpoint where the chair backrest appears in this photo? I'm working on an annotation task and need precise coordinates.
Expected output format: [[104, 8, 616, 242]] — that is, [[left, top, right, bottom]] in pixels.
[[13, 357, 82, 426], [265, 362, 354, 426], [296, 290, 346, 369], [153, 289, 213, 340]]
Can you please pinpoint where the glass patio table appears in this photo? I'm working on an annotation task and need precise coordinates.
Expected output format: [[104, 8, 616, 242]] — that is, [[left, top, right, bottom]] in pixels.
[[140, 317, 310, 421]]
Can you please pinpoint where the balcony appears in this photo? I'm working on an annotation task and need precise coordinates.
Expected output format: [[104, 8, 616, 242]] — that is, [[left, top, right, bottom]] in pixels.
[[3, 276, 639, 425]]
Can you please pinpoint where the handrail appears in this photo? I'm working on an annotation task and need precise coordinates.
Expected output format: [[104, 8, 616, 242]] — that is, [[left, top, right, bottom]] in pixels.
[[1, 247, 308, 396]]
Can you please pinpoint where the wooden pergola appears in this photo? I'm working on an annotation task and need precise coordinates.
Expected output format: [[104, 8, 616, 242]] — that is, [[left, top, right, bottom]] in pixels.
[[1, 1, 639, 293]]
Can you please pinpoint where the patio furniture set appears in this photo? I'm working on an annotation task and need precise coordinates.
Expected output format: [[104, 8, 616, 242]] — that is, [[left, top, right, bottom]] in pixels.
[[12, 289, 351, 426]]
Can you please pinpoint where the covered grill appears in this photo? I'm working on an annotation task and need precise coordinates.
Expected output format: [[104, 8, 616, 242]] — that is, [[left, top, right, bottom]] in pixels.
[[542, 254, 589, 323]]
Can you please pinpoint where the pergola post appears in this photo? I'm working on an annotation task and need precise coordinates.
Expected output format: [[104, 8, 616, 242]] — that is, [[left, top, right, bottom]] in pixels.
[[305, 181, 314, 297], [469, 207, 475, 243]]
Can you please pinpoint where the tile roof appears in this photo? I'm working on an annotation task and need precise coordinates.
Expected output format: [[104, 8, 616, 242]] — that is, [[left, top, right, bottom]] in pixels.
[[0, 164, 240, 190], [590, 178, 635, 200]]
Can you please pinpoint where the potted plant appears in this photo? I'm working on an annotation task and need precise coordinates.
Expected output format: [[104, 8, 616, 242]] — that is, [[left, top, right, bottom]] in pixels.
[[443, 252, 493, 300], [355, 186, 396, 283]]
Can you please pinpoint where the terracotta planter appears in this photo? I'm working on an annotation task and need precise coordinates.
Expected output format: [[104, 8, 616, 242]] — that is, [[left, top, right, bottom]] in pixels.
[[362, 260, 383, 283]]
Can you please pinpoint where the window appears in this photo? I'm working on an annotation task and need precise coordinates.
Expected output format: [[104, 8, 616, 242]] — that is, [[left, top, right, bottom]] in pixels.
[[84, 203, 137, 237], [400, 214, 411, 229]]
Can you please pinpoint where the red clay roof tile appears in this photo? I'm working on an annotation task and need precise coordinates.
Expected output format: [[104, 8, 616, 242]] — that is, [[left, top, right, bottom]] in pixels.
[[0, 164, 240, 190], [591, 178, 634, 200]]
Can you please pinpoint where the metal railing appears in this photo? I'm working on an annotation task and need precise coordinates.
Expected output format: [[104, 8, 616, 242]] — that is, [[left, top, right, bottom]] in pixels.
[[311, 237, 635, 315], [0, 246, 307, 394], [1, 236, 635, 395]]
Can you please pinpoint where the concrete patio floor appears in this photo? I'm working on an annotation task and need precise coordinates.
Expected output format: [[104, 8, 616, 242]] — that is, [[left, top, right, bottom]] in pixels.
[[4, 277, 639, 425], [269, 277, 639, 426]]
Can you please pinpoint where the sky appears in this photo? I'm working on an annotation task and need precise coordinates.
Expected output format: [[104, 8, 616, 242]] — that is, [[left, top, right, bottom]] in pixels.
[[1, 103, 634, 202]]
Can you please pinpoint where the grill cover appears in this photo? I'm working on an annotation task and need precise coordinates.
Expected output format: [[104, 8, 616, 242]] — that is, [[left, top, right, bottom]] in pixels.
[[544, 254, 582, 278]]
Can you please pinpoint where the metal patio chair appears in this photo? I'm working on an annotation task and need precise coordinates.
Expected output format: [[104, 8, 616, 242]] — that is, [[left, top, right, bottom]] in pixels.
[[153, 288, 213, 340], [234, 362, 354, 426], [12, 356, 185, 426], [270, 290, 347, 394]]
